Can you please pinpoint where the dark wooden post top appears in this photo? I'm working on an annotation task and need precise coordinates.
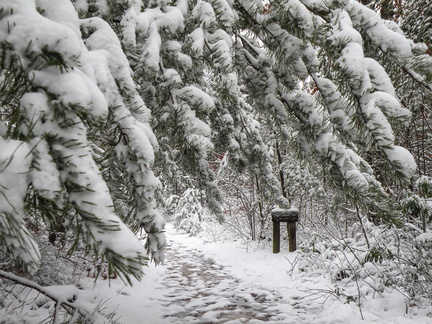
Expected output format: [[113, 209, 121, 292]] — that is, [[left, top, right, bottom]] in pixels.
[[271, 209, 299, 222], [271, 209, 299, 253]]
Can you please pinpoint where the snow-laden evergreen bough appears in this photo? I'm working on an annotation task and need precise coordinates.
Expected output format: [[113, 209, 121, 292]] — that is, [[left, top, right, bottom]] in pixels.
[[1, 0, 431, 310], [80, 0, 431, 217], [0, 0, 165, 284]]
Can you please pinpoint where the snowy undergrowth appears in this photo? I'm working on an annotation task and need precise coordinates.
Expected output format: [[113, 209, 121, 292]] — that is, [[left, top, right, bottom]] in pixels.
[[168, 199, 432, 322], [168, 221, 432, 324], [167, 188, 205, 237], [2, 218, 431, 324], [166, 172, 432, 321], [166, 190, 266, 247], [0, 235, 122, 324], [0, 280, 120, 324], [294, 221, 432, 318]]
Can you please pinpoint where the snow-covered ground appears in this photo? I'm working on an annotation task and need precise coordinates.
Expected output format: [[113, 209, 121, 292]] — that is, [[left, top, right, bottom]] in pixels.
[[92, 224, 432, 324]]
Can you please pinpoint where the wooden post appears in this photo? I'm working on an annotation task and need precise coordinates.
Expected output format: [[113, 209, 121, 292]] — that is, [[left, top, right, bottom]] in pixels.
[[271, 209, 299, 253], [287, 221, 296, 252], [273, 221, 280, 253]]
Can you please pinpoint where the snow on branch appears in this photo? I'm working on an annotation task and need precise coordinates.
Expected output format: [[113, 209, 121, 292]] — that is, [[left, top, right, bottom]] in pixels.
[[0, 270, 91, 323]]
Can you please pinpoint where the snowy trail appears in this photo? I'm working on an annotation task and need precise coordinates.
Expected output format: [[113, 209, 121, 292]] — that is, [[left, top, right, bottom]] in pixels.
[[99, 226, 315, 324], [97, 225, 429, 324], [159, 240, 289, 323]]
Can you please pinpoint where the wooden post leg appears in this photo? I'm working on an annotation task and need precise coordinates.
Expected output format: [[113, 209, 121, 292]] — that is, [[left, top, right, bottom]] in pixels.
[[273, 221, 280, 253], [287, 221, 297, 252]]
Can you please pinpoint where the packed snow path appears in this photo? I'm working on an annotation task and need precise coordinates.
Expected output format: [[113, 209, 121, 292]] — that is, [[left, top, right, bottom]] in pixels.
[[159, 240, 288, 323], [99, 225, 429, 324], [101, 226, 319, 324]]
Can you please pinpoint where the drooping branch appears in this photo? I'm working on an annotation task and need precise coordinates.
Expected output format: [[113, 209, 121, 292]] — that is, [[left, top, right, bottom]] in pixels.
[[0, 270, 89, 322]]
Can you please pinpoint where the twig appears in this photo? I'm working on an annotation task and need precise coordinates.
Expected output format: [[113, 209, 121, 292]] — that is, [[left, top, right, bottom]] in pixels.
[[0, 270, 89, 320]]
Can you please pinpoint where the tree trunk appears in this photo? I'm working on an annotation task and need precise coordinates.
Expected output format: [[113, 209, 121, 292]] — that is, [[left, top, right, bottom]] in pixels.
[[275, 141, 287, 199]]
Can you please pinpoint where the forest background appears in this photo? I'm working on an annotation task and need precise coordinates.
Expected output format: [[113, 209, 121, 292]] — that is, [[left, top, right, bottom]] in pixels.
[[0, 0, 431, 322]]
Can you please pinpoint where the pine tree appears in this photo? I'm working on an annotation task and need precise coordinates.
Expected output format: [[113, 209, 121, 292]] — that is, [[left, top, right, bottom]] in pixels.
[[401, 0, 432, 52], [0, 0, 165, 284], [1, 0, 432, 309], [397, 0, 432, 177]]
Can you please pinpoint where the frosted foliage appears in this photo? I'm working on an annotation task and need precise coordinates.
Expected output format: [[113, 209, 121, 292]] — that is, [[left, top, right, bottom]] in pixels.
[[338, 42, 371, 95], [0, 219, 41, 273], [119, 118, 156, 166], [163, 68, 182, 87], [225, 72, 240, 98], [363, 97, 395, 148], [136, 9, 159, 36], [176, 0, 188, 15], [163, 40, 193, 69], [84, 51, 115, 104], [285, 0, 314, 38], [384, 146, 417, 181], [383, 20, 405, 36], [111, 0, 222, 201], [369, 92, 411, 123], [330, 8, 362, 46], [0, 0, 170, 274], [264, 64, 278, 93], [19, 92, 146, 266], [136, 6, 185, 72], [1, 0, 82, 68], [235, 100, 288, 207], [265, 23, 307, 77], [315, 77, 351, 131], [209, 29, 233, 48], [121, 6, 139, 47], [79, 18, 165, 261], [236, 0, 418, 192], [172, 188, 204, 236], [30, 69, 108, 121], [81, 17, 152, 122], [142, 24, 162, 72], [300, 0, 349, 10], [207, 33, 233, 71], [347, 1, 412, 60], [0, 139, 30, 219], [265, 94, 288, 122], [208, 0, 237, 28], [20, 93, 56, 135], [0, 138, 41, 271], [174, 86, 216, 113], [115, 136, 164, 247], [319, 3, 417, 183], [80, 21, 159, 151], [54, 0, 425, 271], [74, 0, 89, 11], [35, 0, 81, 37], [136, 6, 184, 38], [303, 44, 320, 70], [315, 133, 368, 192], [74, 0, 108, 15], [159, 89, 214, 162], [192, 2, 217, 28], [365, 58, 397, 97], [79, 1, 206, 256], [182, 110, 213, 155], [189, 28, 206, 57], [28, 138, 62, 201], [157, 7, 185, 34], [284, 91, 323, 126]]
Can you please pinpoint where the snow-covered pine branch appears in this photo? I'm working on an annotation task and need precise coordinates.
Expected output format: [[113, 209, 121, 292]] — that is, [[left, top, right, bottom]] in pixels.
[[1, 0, 164, 279], [1, 0, 431, 294]]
